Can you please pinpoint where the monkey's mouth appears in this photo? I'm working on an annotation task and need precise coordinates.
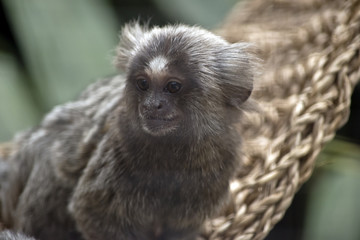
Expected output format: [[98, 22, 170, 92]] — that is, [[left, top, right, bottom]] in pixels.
[[141, 115, 180, 136], [147, 115, 177, 122]]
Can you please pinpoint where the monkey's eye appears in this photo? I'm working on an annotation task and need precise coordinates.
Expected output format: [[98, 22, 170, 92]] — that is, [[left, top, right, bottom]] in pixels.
[[136, 78, 149, 91], [165, 81, 182, 93]]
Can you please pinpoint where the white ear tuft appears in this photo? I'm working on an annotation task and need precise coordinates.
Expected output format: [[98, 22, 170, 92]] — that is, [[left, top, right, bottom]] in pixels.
[[114, 22, 148, 71], [216, 43, 258, 108]]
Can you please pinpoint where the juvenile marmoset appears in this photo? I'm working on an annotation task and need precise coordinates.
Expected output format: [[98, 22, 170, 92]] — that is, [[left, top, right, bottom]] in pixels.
[[0, 23, 255, 240]]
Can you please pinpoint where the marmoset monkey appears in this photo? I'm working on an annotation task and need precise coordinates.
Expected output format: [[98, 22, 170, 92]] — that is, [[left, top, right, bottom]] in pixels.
[[0, 23, 255, 240]]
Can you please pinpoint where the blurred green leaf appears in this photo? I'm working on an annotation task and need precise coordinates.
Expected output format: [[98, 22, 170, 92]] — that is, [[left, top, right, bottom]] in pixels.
[[303, 139, 360, 240], [152, 0, 239, 29], [3, 0, 118, 109], [0, 53, 40, 141]]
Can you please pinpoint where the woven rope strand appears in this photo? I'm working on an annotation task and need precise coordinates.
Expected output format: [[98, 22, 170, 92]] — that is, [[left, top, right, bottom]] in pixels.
[[200, 0, 360, 239]]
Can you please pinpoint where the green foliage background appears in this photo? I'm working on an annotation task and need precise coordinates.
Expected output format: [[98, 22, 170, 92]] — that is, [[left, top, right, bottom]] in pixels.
[[0, 1, 359, 239]]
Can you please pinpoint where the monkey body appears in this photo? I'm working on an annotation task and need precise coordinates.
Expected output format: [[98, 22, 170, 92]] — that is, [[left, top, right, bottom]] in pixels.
[[0, 23, 255, 240], [70, 110, 236, 239]]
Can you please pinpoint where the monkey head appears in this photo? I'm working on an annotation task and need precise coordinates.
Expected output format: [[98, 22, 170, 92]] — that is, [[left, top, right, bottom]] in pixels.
[[115, 23, 255, 138]]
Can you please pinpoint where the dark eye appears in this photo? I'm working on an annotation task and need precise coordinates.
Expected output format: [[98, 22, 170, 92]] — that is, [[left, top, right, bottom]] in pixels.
[[165, 81, 182, 93], [136, 78, 149, 91]]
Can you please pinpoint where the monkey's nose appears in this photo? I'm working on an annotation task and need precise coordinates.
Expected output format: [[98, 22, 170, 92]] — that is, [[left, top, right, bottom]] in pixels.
[[142, 100, 167, 114]]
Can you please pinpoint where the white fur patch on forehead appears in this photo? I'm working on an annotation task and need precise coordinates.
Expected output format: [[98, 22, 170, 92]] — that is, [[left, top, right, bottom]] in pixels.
[[146, 56, 169, 75]]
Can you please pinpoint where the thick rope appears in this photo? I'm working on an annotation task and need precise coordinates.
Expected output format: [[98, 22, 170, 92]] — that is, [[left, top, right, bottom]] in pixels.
[[201, 0, 360, 239]]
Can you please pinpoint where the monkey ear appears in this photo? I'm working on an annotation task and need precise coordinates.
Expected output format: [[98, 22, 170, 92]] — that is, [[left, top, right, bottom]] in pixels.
[[216, 43, 257, 109], [114, 22, 148, 71]]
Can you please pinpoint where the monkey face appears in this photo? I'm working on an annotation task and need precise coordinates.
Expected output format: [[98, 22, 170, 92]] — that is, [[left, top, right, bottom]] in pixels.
[[117, 23, 255, 138], [135, 78, 183, 136], [126, 55, 196, 137]]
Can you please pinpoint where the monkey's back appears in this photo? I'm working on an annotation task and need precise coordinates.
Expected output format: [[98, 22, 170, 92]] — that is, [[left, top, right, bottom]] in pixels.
[[0, 75, 127, 239]]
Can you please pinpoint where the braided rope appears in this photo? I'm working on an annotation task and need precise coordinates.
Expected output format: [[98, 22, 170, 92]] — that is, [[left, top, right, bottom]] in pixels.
[[201, 0, 360, 239]]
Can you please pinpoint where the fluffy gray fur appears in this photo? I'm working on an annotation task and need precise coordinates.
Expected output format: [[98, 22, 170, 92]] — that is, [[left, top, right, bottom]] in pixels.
[[0, 23, 256, 240], [0, 231, 35, 240]]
